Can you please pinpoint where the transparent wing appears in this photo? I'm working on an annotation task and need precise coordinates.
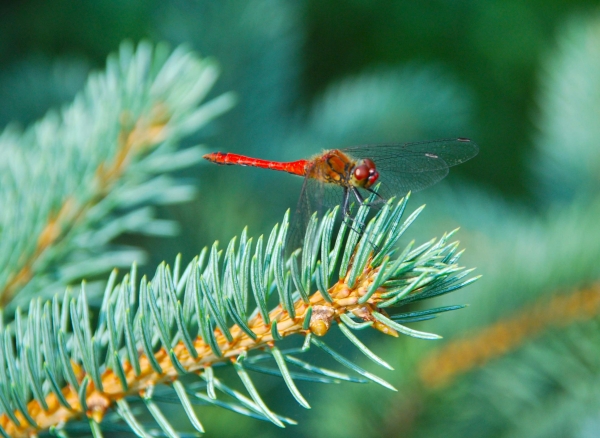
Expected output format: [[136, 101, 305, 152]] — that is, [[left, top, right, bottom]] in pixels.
[[343, 138, 479, 172], [365, 166, 449, 203], [286, 170, 345, 257], [343, 138, 478, 200]]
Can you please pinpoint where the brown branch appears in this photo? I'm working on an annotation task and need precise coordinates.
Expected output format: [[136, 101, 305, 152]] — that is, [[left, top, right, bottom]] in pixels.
[[419, 283, 600, 389], [0, 258, 399, 437], [0, 105, 170, 308]]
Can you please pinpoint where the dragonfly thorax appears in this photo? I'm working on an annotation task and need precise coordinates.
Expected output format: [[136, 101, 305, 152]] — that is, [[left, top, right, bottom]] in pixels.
[[309, 150, 380, 189]]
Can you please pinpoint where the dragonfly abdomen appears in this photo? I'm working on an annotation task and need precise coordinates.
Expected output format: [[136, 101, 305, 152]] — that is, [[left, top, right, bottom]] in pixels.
[[203, 152, 308, 176]]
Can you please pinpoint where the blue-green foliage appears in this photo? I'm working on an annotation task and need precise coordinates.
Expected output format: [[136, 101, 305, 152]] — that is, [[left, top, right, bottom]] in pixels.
[[0, 198, 476, 436], [6, 1, 599, 436], [0, 42, 235, 312]]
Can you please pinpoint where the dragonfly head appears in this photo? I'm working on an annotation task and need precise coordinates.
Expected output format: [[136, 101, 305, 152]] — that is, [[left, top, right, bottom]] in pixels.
[[351, 158, 379, 189]]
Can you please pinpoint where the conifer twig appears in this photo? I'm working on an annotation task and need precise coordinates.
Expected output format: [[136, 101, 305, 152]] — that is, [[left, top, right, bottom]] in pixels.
[[0, 197, 478, 436], [0, 42, 235, 310], [419, 283, 600, 388]]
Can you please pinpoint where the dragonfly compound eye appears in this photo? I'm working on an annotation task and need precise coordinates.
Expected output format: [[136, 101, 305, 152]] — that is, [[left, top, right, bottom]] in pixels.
[[353, 159, 379, 188], [362, 158, 376, 169], [353, 163, 370, 181], [367, 169, 379, 186]]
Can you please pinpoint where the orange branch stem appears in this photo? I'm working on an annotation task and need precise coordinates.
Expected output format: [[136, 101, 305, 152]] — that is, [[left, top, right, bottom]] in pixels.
[[419, 283, 600, 389], [0, 109, 169, 307], [0, 257, 399, 436]]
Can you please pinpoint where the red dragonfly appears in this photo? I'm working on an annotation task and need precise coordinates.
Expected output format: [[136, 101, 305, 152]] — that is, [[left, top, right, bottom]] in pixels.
[[204, 138, 478, 248]]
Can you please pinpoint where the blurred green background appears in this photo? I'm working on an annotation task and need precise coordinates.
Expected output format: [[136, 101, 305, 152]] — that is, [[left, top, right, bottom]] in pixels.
[[4, 1, 600, 437]]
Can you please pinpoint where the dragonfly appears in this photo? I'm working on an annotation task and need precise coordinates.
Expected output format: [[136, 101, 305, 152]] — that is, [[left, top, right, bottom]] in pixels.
[[204, 138, 478, 251]]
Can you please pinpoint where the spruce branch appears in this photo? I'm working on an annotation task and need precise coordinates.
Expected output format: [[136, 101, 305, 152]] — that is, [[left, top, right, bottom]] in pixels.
[[394, 283, 600, 438], [0, 196, 477, 437], [0, 41, 235, 311], [419, 283, 600, 389]]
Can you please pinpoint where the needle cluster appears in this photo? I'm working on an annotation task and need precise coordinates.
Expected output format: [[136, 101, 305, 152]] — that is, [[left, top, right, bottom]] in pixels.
[[0, 196, 477, 437], [0, 41, 235, 313]]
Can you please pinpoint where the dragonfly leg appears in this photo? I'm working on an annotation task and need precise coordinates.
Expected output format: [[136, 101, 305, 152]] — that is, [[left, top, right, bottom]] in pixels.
[[342, 215, 381, 255], [340, 187, 382, 255], [346, 188, 366, 230], [342, 186, 352, 217], [341, 187, 364, 234], [351, 187, 365, 205], [343, 217, 365, 239], [350, 187, 382, 254], [366, 187, 386, 203], [350, 188, 369, 229]]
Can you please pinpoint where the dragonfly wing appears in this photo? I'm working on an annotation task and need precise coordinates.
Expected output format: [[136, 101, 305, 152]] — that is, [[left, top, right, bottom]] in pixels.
[[344, 138, 477, 199], [344, 138, 479, 172], [368, 166, 449, 202], [287, 171, 345, 256]]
